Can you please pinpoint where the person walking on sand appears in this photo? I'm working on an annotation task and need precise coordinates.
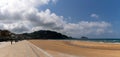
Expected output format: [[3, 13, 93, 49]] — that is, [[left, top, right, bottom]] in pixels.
[[10, 33, 16, 44], [11, 39, 13, 44]]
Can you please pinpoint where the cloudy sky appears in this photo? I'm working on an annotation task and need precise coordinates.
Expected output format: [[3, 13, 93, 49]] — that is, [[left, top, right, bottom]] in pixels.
[[0, 0, 119, 38]]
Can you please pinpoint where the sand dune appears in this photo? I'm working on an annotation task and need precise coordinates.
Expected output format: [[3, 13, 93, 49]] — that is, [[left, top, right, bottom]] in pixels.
[[29, 40, 120, 57]]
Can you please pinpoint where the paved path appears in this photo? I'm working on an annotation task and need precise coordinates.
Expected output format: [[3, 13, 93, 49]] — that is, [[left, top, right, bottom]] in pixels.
[[0, 41, 53, 57]]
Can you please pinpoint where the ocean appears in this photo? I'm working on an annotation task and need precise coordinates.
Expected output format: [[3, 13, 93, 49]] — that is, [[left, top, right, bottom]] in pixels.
[[57, 38, 120, 43], [80, 39, 120, 43]]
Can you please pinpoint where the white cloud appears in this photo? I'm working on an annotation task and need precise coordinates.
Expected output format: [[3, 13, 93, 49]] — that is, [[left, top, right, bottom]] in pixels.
[[90, 13, 99, 19], [0, 0, 112, 38], [62, 21, 111, 37], [52, 0, 58, 4]]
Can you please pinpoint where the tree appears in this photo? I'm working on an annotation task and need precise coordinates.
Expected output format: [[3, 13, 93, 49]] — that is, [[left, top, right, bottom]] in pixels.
[[0, 30, 13, 44]]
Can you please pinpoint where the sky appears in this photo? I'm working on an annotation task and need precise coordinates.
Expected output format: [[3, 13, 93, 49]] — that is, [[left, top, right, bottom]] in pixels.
[[0, 0, 120, 38]]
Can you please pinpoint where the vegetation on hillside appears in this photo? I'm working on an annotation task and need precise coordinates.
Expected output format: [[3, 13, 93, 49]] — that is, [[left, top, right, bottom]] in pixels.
[[0, 30, 72, 41]]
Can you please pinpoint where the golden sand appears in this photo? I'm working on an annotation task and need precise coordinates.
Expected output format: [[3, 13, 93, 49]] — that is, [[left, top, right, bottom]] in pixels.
[[29, 40, 120, 57]]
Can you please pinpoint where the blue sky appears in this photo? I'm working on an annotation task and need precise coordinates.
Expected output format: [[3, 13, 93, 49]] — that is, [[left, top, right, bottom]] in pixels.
[[0, 0, 120, 38], [40, 0, 120, 38], [48, 0, 120, 22]]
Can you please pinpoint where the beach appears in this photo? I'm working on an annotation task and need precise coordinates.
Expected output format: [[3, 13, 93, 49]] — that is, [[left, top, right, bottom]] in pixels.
[[0, 40, 120, 57], [29, 40, 120, 57]]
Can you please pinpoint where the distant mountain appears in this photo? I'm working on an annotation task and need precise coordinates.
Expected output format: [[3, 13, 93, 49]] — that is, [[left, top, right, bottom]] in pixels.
[[0, 29, 91, 41], [22, 30, 71, 39], [0, 29, 72, 41], [81, 36, 88, 39]]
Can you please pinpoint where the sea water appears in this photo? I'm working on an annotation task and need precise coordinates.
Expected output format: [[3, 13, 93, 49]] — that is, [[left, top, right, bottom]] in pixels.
[[43, 39, 120, 43], [80, 39, 120, 43]]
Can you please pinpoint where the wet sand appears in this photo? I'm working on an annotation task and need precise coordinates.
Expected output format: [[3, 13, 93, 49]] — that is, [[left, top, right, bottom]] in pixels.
[[29, 40, 120, 57]]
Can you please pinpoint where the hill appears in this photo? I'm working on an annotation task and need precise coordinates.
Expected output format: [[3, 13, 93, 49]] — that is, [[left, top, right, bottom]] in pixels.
[[22, 30, 70, 39], [0, 30, 71, 41]]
